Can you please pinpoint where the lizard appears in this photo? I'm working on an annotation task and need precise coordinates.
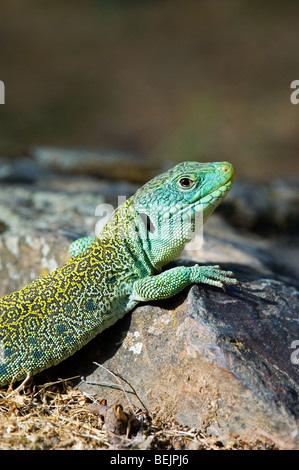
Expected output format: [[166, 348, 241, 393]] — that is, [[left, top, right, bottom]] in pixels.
[[0, 161, 238, 386]]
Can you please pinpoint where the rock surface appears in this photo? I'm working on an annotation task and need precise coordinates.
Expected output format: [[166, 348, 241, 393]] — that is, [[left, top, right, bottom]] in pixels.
[[0, 150, 298, 448], [30, 146, 159, 184]]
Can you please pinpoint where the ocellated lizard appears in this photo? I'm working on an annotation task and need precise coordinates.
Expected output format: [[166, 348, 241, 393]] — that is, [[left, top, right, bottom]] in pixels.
[[0, 161, 238, 386]]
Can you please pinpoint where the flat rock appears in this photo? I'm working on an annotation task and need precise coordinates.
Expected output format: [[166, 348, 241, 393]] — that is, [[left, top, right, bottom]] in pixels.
[[220, 177, 299, 240], [30, 146, 159, 183]]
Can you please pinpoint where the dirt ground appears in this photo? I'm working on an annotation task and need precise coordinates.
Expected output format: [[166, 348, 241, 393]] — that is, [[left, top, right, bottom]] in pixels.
[[0, 378, 278, 450]]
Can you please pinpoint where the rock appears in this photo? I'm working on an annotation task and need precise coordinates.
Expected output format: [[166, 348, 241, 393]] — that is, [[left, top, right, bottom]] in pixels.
[[70, 242, 299, 449], [220, 177, 299, 240], [0, 155, 47, 183], [30, 146, 160, 183]]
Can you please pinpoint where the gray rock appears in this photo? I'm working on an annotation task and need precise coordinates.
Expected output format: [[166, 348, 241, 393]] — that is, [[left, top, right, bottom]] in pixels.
[[73, 243, 299, 449], [30, 146, 159, 183], [220, 177, 299, 240], [0, 155, 48, 183]]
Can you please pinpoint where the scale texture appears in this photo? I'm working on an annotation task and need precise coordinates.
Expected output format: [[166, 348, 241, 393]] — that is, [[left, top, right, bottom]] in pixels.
[[0, 161, 238, 385]]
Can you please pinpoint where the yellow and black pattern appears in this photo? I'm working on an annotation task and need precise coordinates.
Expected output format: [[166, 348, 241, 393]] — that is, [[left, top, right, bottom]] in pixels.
[[0, 161, 237, 386], [0, 199, 142, 385]]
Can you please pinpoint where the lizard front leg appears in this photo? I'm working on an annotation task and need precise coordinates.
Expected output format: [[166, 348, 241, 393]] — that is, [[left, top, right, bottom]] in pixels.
[[131, 265, 239, 302], [68, 236, 96, 258]]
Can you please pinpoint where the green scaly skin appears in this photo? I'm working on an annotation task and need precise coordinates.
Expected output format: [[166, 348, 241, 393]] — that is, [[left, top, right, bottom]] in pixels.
[[0, 161, 238, 386]]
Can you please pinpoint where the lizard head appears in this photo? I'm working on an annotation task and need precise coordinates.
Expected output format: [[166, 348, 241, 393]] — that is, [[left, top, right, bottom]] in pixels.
[[131, 161, 236, 269]]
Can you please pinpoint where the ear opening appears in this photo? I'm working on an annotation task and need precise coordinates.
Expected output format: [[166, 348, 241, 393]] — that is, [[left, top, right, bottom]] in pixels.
[[139, 212, 156, 234]]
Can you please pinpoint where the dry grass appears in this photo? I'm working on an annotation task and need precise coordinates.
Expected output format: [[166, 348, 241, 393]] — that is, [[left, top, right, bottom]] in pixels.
[[0, 378, 277, 450]]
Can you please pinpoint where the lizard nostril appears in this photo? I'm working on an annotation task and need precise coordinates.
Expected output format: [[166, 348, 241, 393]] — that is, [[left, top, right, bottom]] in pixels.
[[221, 162, 234, 175]]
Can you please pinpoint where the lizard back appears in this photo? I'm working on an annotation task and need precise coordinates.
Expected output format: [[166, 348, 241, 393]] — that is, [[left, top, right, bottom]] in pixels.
[[0, 200, 143, 385]]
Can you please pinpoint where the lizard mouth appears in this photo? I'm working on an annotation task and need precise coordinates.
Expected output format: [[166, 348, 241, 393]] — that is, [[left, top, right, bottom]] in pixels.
[[198, 173, 235, 207], [186, 163, 236, 211]]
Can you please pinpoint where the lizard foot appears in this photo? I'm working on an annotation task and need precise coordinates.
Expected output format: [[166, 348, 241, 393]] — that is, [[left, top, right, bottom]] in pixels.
[[191, 264, 241, 290]]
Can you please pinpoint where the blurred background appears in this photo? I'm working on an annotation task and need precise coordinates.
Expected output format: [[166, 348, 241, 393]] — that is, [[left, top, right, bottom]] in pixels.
[[0, 0, 299, 182]]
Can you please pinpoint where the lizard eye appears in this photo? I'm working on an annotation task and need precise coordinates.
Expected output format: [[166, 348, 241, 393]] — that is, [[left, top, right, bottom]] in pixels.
[[178, 177, 194, 189]]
